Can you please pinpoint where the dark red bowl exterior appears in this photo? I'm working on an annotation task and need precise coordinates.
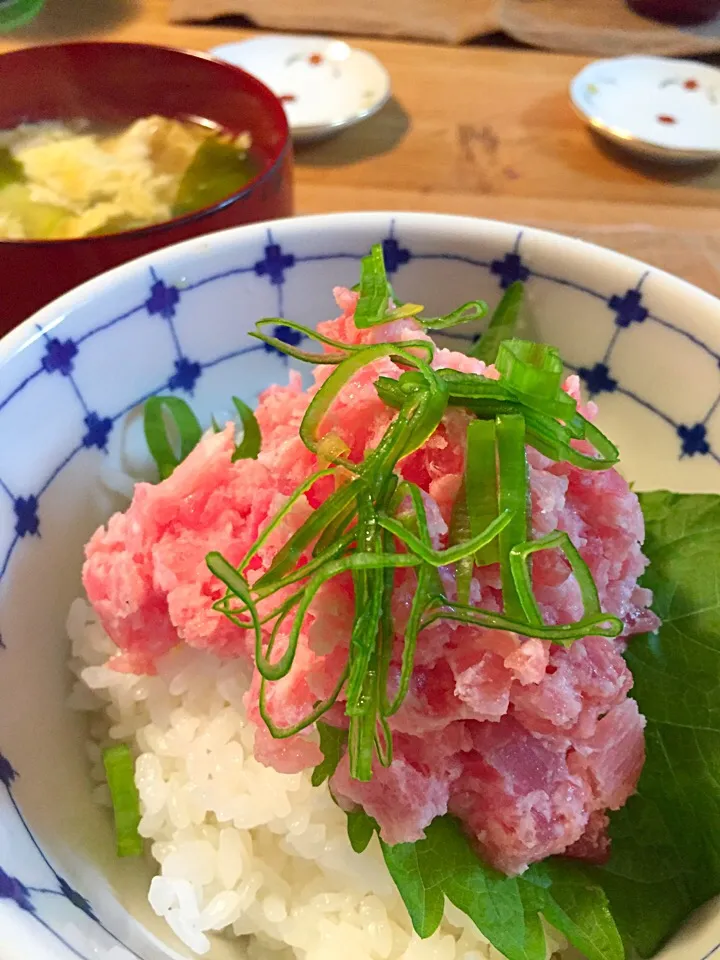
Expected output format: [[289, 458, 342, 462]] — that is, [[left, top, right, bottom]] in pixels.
[[627, 0, 720, 23], [0, 42, 293, 335]]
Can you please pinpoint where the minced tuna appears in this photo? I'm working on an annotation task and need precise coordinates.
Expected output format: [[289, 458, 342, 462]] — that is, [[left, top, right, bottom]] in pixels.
[[83, 287, 658, 876]]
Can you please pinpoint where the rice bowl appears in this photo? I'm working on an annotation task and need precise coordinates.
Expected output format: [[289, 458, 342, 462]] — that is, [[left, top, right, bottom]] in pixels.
[[1, 213, 720, 960]]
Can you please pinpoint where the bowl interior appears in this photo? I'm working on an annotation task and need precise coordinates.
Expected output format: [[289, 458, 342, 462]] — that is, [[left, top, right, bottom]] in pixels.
[[1, 212, 719, 960]]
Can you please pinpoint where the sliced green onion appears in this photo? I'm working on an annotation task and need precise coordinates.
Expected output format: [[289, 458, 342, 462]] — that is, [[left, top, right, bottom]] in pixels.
[[348, 664, 380, 768], [375, 376, 405, 408], [215, 585, 304, 631], [251, 552, 423, 744], [438, 382, 618, 471], [379, 300, 488, 332], [496, 339, 563, 401], [259, 663, 350, 739], [419, 300, 488, 332], [278, 552, 423, 682], [466, 419, 499, 566], [441, 365, 577, 425], [496, 414, 529, 619], [422, 598, 623, 646], [103, 745, 142, 858], [376, 525, 397, 719], [381, 482, 440, 717], [577, 418, 621, 469], [206, 551, 266, 670], [375, 715, 393, 768], [206, 257, 624, 781], [449, 481, 474, 605], [143, 395, 203, 481], [230, 396, 261, 461], [433, 370, 513, 400], [469, 282, 524, 363], [255, 478, 361, 588], [313, 500, 356, 556], [300, 343, 437, 468], [379, 390, 447, 479], [254, 318, 353, 354], [383, 303, 424, 322], [346, 498, 388, 722], [509, 530, 602, 626], [386, 564, 434, 717], [435, 366, 618, 470], [253, 318, 434, 364], [354, 244, 392, 328], [214, 533, 356, 628], [378, 508, 513, 567], [250, 332, 346, 365], [348, 662, 379, 780], [235, 468, 337, 575]]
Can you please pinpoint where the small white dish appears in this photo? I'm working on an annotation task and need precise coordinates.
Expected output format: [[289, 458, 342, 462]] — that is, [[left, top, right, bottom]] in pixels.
[[211, 34, 392, 143], [570, 55, 720, 163]]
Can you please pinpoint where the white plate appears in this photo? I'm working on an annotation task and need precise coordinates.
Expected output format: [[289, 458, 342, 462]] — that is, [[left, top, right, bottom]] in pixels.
[[570, 55, 720, 162], [211, 35, 392, 143]]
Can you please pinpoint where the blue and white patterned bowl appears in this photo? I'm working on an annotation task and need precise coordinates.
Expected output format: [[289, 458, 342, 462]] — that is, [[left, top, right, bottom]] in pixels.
[[1, 212, 719, 960]]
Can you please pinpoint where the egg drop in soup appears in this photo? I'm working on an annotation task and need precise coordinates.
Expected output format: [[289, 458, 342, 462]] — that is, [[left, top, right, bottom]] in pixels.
[[0, 116, 255, 240]]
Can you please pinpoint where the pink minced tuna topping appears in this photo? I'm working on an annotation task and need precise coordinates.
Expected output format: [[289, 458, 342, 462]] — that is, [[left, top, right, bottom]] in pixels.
[[83, 287, 659, 876]]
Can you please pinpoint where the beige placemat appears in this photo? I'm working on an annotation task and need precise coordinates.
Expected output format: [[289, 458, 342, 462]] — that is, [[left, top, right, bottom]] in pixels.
[[499, 0, 720, 56], [169, 0, 720, 52], [168, 0, 499, 44]]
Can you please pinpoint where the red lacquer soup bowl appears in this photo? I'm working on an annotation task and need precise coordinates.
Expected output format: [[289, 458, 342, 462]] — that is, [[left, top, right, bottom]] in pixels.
[[0, 41, 293, 334]]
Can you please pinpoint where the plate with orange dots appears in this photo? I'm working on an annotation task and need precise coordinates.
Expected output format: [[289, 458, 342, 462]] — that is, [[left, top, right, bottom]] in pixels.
[[570, 55, 720, 163], [211, 35, 391, 143]]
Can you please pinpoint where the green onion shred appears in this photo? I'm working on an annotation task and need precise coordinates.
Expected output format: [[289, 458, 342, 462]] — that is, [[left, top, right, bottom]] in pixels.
[[198, 244, 622, 784], [103, 745, 142, 858], [469, 281, 524, 363], [144, 395, 203, 480]]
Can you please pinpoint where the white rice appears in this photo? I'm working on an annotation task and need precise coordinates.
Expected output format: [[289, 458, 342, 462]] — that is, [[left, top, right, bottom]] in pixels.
[[67, 597, 569, 960]]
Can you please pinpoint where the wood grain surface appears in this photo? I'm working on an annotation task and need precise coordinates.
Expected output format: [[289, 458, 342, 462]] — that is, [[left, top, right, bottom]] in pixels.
[[1, 0, 719, 293]]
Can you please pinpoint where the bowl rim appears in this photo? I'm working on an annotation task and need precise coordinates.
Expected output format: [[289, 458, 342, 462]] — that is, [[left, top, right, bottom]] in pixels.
[[3, 210, 720, 370], [0, 39, 292, 247]]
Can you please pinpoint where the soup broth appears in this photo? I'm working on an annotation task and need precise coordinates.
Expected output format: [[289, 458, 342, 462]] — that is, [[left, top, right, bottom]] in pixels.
[[0, 116, 256, 241]]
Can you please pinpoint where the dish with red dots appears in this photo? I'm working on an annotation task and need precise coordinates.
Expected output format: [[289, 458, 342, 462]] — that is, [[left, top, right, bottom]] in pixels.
[[211, 35, 391, 143], [570, 55, 720, 163]]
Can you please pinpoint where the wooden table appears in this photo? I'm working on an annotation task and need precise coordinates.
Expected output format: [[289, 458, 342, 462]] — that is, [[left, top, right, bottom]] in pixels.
[[2, 0, 720, 292]]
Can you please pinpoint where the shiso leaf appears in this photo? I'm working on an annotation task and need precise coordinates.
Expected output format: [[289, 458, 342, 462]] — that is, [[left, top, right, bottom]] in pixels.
[[347, 807, 378, 854], [379, 815, 622, 960], [590, 491, 720, 958], [311, 722, 347, 787]]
